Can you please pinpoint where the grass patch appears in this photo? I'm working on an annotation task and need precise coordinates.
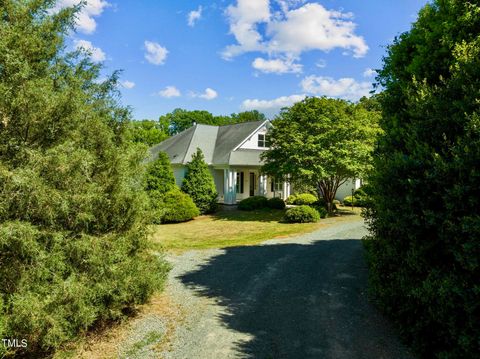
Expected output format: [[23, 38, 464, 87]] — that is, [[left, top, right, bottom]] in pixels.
[[151, 207, 360, 252]]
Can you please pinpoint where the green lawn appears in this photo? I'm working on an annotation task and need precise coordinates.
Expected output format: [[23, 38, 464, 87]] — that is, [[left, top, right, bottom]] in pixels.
[[150, 206, 361, 252]]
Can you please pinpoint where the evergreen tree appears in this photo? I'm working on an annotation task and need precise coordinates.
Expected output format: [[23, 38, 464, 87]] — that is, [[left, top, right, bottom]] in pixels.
[[182, 148, 218, 214], [0, 1, 168, 356], [145, 151, 176, 194], [364, 1, 480, 357]]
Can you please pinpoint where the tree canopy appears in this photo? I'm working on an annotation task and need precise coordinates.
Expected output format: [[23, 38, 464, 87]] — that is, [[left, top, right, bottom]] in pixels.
[[261, 97, 380, 212], [0, 1, 168, 356], [364, 1, 480, 357], [159, 109, 266, 136], [129, 119, 168, 147]]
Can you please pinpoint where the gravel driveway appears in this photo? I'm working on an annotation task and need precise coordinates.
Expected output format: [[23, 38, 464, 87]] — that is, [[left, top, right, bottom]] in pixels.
[[121, 217, 414, 359]]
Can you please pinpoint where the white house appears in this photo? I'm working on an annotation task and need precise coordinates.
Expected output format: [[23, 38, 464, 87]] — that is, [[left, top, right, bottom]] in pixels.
[[149, 120, 290, 204], [149, 120, 360, 204]]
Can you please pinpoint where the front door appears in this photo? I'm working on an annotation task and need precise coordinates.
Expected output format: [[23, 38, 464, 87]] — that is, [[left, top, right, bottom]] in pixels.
[[249, 173, 255, 196]]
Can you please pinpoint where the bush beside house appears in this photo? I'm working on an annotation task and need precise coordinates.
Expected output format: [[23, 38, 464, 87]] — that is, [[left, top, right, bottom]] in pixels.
[[145, 152, 199, 224], [267, 197, 286, 209], [284, 206, 320, 223], [153, 190, 200, 224], [238, 196, 269, 211], [286, 193, 317, 205], [182, 148, 218, 214]]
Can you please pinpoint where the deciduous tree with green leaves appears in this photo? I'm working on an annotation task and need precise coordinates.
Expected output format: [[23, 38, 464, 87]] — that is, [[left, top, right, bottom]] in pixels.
[[182, 148, 218, 214], [262, 97, 380, 213], [0, 1, 168, 356], [364, 1, 480, 357]]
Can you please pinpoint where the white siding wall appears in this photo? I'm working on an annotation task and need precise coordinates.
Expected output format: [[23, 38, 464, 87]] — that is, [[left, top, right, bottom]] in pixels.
[[172, 166, 186, 187], [336, 179, 362, 201], [238, 125, 269, 150]]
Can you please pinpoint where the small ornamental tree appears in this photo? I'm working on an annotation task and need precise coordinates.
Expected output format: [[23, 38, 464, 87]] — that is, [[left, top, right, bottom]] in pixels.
[[262, 97, 380, 213], [145, 151, 176, 194], [182, 148, 218, 214]]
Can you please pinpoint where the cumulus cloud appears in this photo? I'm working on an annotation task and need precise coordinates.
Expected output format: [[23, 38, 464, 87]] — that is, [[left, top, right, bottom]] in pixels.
[[54, 0, 110, 34], [159, 86, 181, 98], [74, 39, 106, 62], [188, 6, 203, 27], [241, 94, 305, 116], [252, 57, 302, 74], [144, 41, 168, 65], [363, 68, 377, 77], [301, 75, 372, 101], [120, 80, 135, 89], [192, 88, 218, 100], [223, 1, 368, 60]]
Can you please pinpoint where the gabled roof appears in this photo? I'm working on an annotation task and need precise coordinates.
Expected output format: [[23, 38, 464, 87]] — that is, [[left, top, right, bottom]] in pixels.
[[149, 120, 269, 166]]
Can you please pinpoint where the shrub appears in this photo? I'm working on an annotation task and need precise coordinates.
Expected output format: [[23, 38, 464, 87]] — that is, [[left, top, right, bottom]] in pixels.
[[285, 194, 297, 204], [343, 194, 367, 207], [284, 205, 320, 223], [317, 207, 328, 219], [291, 193, 317, 205], [364, 2, 480, 358], [151, 190, 199, 224], [332, 199, 341, 205], [182, 148, 218, 214], [238, 196, 268, 211], [267, 197, 286, 209]]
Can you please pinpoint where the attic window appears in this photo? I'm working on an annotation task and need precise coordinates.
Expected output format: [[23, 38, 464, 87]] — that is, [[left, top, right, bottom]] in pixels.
[[258, 134, 270, 148]]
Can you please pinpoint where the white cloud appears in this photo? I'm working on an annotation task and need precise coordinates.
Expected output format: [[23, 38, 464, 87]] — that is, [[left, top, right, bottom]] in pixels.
[[192, 88, 218, 100], [241, 94, 305, 116], [223, 1, 368, 60], [222, 0, 271, 59], [74, 39, 106, 62], [120, 80, 135, 89], [363, 68, 377, 77], [188, 6, 203, 27], [301, 75, 372, 101], [159, 86, 181, 98], [144, 41, 168, 65], [252, 57, 302, 74], [54, 0, 110, 34]]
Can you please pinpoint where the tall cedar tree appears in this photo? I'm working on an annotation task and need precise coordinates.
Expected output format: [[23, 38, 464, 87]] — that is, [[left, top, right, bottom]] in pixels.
[[145, 151, 176, 194], [262, 97, 380, 213], [182, 148, 218, 214], [0, 1, 168, 356], [364, 1, 480, 358]]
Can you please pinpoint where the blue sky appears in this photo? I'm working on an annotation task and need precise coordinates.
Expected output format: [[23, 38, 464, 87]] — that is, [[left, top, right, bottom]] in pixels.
[[59, 0, 429, 119]]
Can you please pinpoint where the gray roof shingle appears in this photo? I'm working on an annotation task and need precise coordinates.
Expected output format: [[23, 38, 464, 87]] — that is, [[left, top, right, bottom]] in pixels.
[[149, 120, 268, 166]]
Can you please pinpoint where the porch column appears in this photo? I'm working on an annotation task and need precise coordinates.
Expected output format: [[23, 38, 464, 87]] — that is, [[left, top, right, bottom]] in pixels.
[[283, 181, 290, 200], [259, 174, 267, 196], [223, 169, 237, 204]]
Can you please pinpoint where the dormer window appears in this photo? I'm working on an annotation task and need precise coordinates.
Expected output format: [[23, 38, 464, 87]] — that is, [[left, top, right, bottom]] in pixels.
[[258, 133, 270, 148]]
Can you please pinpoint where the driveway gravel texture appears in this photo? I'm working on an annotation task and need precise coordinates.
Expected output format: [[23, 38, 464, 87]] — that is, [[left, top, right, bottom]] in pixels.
[[120, 217, 414, 359]]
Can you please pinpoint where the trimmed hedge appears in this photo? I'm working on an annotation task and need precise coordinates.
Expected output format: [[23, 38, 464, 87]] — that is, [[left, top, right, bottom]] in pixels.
[[152, 190, 199, 224], [289, 193, 317, 205], [284, 205, 320, 223], [267, 197, 286, 209], [238, 196, 268, 211]]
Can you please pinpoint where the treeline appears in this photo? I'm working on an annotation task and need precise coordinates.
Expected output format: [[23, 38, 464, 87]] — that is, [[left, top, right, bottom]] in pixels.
[[130, 109, 266, 146]]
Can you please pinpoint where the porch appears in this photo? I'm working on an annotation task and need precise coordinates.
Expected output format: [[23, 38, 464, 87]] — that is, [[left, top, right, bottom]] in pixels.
[[213, 167, 291, 205]]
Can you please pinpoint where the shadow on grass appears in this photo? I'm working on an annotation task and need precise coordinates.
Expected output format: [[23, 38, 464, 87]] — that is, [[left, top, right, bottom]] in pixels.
[[211, 207, 287, 223], [180, 239, 413, 359]]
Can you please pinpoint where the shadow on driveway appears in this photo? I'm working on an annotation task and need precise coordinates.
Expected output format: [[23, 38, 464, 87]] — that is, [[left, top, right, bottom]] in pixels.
[[179, 239, 413, 359]]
